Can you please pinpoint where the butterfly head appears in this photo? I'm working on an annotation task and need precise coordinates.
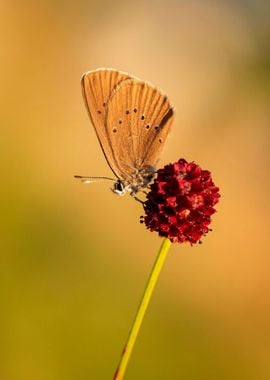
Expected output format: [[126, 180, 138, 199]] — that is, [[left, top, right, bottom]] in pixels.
[[112, 180, 126, 196]]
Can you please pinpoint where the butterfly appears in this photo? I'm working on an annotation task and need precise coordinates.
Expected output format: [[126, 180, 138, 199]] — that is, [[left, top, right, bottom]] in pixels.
[[75, 68, 174, 197]]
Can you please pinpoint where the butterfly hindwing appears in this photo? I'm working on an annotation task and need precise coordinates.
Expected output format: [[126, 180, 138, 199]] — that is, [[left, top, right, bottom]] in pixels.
[[106, 78, 174, 180]]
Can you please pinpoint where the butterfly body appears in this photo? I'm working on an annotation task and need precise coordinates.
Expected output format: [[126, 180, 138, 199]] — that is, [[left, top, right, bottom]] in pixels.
[[112, 165, 156, 196], [80, 68, 174, 196]]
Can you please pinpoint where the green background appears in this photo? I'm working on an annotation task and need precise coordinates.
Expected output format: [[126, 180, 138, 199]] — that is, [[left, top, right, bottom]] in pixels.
[[1, 0, 269, 378]]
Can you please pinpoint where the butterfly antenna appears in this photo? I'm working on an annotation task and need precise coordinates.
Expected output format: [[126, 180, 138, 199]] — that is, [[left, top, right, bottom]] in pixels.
[[74, 175, 115, 184]]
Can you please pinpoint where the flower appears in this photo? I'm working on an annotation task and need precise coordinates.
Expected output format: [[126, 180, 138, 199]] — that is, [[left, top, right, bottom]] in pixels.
[[141, 159, 220, 244]]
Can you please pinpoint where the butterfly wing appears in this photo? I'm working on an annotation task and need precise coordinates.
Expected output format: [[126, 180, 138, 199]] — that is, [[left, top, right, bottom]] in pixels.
[[106, 78, 174, 180], [82, 68, 131, 176]]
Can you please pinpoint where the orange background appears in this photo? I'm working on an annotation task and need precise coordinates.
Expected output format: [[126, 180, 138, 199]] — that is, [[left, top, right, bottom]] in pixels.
[[1, 1, 269, 379]]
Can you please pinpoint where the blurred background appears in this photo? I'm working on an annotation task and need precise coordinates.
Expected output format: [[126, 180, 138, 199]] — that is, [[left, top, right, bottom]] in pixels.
[[1, 0, 269, 379]]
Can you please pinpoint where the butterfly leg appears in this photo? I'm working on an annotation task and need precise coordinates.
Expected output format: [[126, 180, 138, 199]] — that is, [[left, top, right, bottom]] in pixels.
[[134, 195, 144, 204], [130, 192, 144, 204]]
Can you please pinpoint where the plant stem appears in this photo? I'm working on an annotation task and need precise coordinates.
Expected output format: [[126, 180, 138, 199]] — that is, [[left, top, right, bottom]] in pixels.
[[113, 237, 172, 380]]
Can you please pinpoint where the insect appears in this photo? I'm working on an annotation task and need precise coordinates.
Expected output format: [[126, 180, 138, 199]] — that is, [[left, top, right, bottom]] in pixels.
[[75, 68, 174, 198]]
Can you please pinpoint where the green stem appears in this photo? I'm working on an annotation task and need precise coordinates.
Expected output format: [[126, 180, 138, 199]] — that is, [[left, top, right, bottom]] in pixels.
[[113, 238, 172, 380]]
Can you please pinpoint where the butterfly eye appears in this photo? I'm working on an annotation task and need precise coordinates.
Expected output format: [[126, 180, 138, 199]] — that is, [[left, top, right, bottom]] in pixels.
[[116, 181, 124, 191]]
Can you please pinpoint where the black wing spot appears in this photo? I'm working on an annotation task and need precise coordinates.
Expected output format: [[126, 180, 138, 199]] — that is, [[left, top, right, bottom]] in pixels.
[[133, 108, 137, 113], [160, 108, 174, 128], [113, 128, 117, 133], [159, 138, 163, 143], [141, 115, 145, 120], [155, 126, 159, 130], [126, 110, 130, 114], [98, 110, 102, 114], [146, 125, 150, 129], [103, 102, 106, 107], [119, 119, 122, 124]]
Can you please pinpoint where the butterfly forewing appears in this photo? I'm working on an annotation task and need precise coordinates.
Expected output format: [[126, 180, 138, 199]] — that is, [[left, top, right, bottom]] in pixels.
[[82, 69, 131, 176], [106, 79, 174, 180]]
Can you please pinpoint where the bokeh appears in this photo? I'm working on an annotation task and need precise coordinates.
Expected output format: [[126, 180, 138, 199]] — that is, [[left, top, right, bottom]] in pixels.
[[1, 0, 270, 379]]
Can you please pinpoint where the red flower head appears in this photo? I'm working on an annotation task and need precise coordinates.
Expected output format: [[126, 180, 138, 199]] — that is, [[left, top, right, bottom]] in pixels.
[[141, 159, 220, 244]]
